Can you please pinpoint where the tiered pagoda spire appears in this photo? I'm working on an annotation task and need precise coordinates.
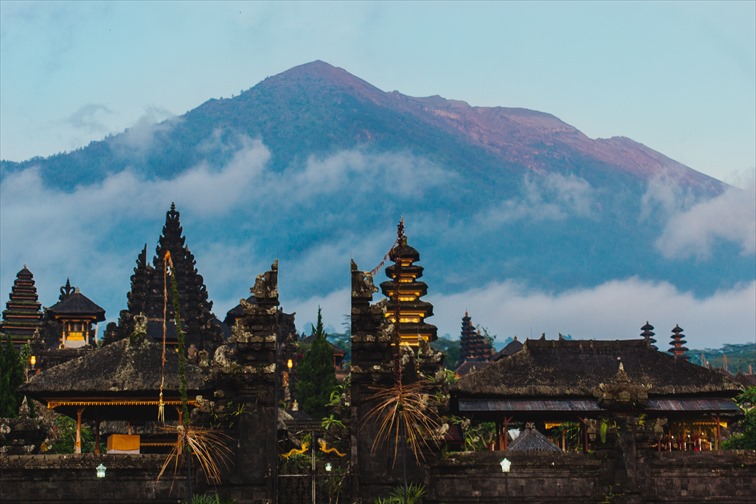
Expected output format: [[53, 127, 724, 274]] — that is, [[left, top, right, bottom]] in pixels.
[[668, 324, 690, 360], [460, 311, 493, 361], [120, 203, 221, 350], [379, 220, 437, 347], [641, 321, 657, 350], [1, 266, 44, 347]]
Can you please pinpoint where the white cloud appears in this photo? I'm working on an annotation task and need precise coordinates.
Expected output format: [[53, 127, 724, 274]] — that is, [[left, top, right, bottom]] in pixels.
[[275, 277, 756, 349], [285, 288, 352, 336], [640, 173, 697, 221], [283, 150, 454, 200], [654, 182, 756, 259], [480, 172, 595, 225], [428, 278, 756, 348], [110, 107, 181, 159]]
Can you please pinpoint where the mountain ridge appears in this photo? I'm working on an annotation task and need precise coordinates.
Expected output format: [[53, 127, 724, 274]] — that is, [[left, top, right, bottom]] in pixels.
[[1, 60, 725, 196], [1, 61, 752, 346]]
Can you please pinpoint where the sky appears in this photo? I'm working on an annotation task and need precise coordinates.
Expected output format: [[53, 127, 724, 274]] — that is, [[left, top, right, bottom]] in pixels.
[[1, 1, 754, 349]]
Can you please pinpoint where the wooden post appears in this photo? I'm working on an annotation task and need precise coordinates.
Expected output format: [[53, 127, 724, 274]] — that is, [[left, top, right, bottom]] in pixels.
[[94, 417, 101, 455], [75, 408, 84, 454], [496, 420, 503, 451], [502, 416, 512, 451], [583, 422, 588, 453], [177, 407, 184, 455], [715, 415, 721, 452]]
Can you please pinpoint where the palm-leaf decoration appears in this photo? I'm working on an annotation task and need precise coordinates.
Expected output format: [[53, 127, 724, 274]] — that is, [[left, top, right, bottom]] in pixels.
[[363, 220, 441, 466], [156, 251, 232, 488]]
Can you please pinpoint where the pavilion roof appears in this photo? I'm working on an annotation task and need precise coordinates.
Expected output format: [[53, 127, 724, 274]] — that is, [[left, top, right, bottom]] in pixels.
[[454, 338, 741, 398], [21, 334, 208, 398], [47, 292, 106, 321]]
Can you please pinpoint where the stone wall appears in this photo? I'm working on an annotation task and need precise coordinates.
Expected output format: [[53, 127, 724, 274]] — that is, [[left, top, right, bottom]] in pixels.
[[425, 450, 756, 504], [1, 446, 754, 502], [0, 454, 186, 503]]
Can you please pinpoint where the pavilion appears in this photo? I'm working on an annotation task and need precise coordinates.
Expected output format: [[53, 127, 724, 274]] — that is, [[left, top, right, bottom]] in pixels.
[[452, 337, 743, 452]]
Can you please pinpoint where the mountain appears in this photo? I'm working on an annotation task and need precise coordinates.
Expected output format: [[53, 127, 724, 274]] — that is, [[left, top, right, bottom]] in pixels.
[[1, 61, 752, 341]]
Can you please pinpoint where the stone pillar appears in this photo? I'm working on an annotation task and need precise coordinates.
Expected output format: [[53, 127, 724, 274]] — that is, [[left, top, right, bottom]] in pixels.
[[211, 261, 280, 502], [350, 260, 394, 500]]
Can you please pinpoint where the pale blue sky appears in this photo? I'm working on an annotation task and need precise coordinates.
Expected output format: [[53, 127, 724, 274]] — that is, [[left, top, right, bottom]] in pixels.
[[1, 1, 754, 186]]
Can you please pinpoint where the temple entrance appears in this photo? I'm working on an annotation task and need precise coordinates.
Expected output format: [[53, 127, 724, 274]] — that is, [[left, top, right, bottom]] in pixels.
[[277, 420, 350, 503]]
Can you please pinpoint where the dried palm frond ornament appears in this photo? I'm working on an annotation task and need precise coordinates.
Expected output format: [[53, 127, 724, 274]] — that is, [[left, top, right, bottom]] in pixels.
[[156, 251, 231, 491], [362, 220, 442, 466]]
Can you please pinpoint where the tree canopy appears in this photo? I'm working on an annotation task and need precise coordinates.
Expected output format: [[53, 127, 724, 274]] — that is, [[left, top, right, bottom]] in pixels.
[[0, 336, 25, 418], [295, 308, 337, 419]]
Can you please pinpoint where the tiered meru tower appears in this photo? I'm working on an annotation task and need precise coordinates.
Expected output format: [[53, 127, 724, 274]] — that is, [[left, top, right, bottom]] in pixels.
[[113, 203, 221, 350], [1, 266, 44, 347], [668, 324, 690, 360], [379, 221, 437, 346], [459, 311, 493, 361]]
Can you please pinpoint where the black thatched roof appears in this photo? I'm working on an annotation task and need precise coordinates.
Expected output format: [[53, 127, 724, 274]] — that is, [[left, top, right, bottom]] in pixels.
[[21, 334, 208, 397], [454, 338, 741, 397], [455, 359, 492, 377], [493, 337, 523, 360], [47, 292, 106, 321]]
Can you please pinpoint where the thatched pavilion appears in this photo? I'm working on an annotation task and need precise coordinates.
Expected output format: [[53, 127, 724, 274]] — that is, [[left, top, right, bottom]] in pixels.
[[452, 338, 742, 452], [21, 331, 210, 454]]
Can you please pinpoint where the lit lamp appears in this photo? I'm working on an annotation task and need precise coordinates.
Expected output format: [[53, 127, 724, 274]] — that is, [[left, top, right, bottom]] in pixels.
[[287, 358, 293, 370], [500, 457, 511, 504], [30, 355, 36, 369], [96, 464, 106, 504], [325, 462, 332, 472]]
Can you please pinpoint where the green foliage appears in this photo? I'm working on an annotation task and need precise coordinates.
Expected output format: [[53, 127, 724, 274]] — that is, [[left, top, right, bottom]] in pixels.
[[375, 483, 426, 504], [296, 308, 337, 418], [430, 336, 461, 369], [328, 331, 351, 364], [45, 413, 95, 454], [723, 386, 756, 450], [0, 335, 25, 418], [688, 343, 755, 374]]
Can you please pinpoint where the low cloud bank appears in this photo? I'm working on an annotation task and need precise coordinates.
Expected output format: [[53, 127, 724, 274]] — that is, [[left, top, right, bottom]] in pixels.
[[291, 278, 756, 349]]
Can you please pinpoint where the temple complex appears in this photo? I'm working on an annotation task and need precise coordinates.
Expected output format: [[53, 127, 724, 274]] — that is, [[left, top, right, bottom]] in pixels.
[[1, 213, 754, 504], [0, 266, 44, 348]]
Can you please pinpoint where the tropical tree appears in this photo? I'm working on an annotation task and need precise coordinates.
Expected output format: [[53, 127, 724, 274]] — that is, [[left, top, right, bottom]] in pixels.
[[0, 335, 25, 418], [296, 308, 337, 418], [723, 386, 756, 450]]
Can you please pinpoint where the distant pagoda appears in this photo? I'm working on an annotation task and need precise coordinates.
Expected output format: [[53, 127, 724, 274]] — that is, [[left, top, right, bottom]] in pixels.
[[459, 311, 493, 361], [115, 203, 222, 350], [379, 220, 437, 347], [668, 324, 690, 360], [0, 266, 44, 347], [641, 321, 657, 350]]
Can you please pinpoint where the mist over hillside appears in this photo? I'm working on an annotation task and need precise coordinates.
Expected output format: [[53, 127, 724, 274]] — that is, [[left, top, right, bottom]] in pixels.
[[1, 61, 753, 346]]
